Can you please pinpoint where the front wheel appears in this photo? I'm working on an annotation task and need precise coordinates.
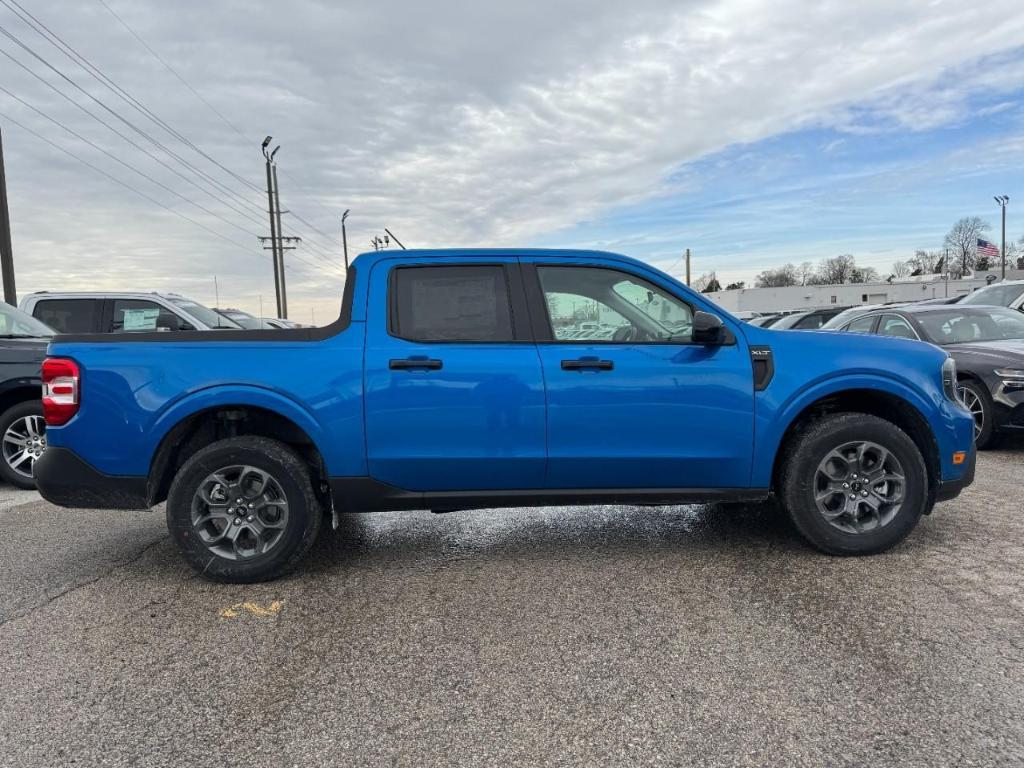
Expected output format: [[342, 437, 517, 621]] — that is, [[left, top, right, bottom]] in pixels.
[[0, 400, 46, 490], [779, 413, 929, 556], [166, 436, 323, 583], [957, 379, 995, 449]]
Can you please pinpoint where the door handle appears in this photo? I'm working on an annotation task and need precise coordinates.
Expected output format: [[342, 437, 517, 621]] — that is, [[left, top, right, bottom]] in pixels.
[[561, 358, 614, 371], [389, 358, 443, 371]]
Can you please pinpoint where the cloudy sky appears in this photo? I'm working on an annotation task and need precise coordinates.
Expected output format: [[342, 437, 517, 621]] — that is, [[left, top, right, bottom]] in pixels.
[[1, 0, 1023, 322]]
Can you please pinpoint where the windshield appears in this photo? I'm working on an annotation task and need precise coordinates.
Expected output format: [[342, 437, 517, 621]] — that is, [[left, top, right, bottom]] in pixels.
[[959, 283, 1024, 307], [168, 298, 241, 329], [0, 302, 54, 337], [220, 311, 264, 330], [917, 308, 1024, 344]]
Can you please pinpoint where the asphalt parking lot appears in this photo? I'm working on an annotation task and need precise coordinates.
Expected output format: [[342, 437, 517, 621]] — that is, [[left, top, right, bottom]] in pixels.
[[1, 443, 1022, 768]]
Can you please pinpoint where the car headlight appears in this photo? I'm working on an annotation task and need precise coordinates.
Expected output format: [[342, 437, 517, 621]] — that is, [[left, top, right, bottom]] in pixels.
[[942, 357, 959, 402], [995, 368, 1024, 390]]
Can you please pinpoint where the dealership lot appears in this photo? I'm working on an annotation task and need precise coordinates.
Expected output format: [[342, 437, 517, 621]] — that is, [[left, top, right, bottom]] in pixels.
[[0, 443, 1021, 767]]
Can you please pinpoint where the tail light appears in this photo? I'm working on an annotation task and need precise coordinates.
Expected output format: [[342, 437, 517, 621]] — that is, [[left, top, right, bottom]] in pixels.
[[42, 357, 80, 426]]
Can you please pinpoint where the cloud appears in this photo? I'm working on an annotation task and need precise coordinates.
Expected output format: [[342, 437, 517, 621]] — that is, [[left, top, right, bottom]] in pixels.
[[2, 0, 1023, 320]]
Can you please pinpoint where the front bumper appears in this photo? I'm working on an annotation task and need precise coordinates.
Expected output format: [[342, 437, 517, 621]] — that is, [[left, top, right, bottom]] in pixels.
[[34, 447, 150, 510], [935, 446, 976, 503]]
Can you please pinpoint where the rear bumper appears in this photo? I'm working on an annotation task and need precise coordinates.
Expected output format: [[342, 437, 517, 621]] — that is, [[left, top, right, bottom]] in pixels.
[[34, 447, 150, 510], [936, 446, 976, 503]]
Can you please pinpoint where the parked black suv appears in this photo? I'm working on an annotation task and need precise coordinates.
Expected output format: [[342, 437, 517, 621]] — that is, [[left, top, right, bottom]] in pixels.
[[0, 302, 54, 488]]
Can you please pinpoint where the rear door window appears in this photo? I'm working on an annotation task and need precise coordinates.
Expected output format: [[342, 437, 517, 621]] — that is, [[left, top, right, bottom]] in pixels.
[[390, 265, 515, 342], [32, 299, 99, 333]]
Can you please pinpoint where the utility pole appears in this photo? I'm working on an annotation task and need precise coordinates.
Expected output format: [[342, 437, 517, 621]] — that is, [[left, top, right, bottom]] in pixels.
[[995, 195, 1009, 281], [213, 275, 220, 308], [685, 248, 691, 287], [0, 127, 17, 306], [341, 209, 350, 270], [261, 136, 282, 315], [271, 159, 288, 318], [944, 247, 950, 298]]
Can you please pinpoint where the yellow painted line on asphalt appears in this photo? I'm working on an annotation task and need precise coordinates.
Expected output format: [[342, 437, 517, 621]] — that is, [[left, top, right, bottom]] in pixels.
[[219, 600, 285, 619]]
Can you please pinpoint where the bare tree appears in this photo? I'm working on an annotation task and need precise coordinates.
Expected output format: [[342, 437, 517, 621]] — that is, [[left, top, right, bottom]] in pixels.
[[891, 260, 911, 278], [851, 266, 880, 283], [702, 274, 722, 293], [754, 263, 800, 288], [910, 249, 941, 275], [816, 254, 857, 284], [691, 272, 715, 292], [798, 261, 815, 286], [944, 217, 990, 276]]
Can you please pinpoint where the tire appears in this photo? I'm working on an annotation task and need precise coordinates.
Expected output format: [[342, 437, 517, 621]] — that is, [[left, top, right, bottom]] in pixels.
[[166, 436, 323, 583], [957, 378, 996, 450], [779, 413, 929, 556], [0, 400, 46, 490]]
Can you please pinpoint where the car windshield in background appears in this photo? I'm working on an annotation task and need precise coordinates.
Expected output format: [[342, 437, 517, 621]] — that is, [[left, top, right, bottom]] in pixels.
[[917, 308, 1024, 344], [959, 283, 1024, 307], [0, 302, 54, 337], [221, 311, 264, 330], [169, 298, 242, 329]]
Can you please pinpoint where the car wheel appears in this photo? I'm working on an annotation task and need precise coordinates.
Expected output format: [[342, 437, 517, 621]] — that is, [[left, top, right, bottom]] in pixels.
[[0, 400, 46, 490], [956, 379, 995, 449], [166, 436, 323, 583], [779, 412, 928, 556]]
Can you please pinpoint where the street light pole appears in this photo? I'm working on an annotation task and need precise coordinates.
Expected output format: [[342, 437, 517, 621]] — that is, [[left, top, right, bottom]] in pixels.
[[341, 209, 350, 271], [261, 136, 282, 315], [995, 195, 1009, 281]]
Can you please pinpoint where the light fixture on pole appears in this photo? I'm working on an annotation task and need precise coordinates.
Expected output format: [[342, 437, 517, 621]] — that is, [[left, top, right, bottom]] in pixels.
[[994, 195, 1009, 281]]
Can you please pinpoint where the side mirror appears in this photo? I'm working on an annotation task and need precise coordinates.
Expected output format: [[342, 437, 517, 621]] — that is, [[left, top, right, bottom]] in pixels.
[[692, 310, 725, 345]]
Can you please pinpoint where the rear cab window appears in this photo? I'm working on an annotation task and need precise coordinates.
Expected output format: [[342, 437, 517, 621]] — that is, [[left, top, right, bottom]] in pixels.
[[32, 299, 100, 333], [390, 265, 515, 342]]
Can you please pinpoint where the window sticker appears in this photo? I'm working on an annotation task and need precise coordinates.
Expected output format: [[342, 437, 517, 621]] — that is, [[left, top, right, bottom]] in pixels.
[[122, 308, 160, 331]]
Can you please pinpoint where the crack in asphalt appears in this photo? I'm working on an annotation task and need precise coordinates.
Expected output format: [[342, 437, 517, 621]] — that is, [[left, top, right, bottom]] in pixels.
[[0, 535, 168, 630]]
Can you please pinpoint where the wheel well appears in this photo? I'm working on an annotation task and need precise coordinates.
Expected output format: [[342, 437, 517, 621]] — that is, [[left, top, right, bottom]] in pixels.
[[148, 406, 328, 506], [771, 388, 941, 507], [0, 385, 42, 418]]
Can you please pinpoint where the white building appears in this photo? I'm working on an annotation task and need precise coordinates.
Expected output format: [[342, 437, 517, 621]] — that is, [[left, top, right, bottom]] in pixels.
[[705, 269, 1024, 314]]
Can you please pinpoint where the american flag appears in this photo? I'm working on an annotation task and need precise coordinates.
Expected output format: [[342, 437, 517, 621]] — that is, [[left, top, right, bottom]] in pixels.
[[977, 238, 1000, 259]]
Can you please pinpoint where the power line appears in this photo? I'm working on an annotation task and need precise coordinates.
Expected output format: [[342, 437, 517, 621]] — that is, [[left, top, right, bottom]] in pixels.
[[0, 18, 268, 221], [1, 4, 340, 280], [1, 0, 263, 195], [0, 84, 260, 239], [21, 0, 348, 267], [86, 1, 350, 259], [0, 109, 257, 257], [0, 45, 265, 229], [93, 0, 249, 141], [0, 110, 329, 277]]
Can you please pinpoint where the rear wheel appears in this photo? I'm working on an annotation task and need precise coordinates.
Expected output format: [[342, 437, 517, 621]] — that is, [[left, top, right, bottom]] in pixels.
[[779, 413, 929, 556], [0, 400, 46, 490], [166, 436, 322, 582], [957, 379, 995, 449]]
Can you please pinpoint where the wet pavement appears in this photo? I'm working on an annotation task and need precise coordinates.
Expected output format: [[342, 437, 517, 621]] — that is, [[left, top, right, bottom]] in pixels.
[[0, 443, 1022, 767]]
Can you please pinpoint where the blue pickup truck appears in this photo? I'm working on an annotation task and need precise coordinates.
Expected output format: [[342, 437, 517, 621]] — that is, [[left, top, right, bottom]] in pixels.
[[35, 249, 976, 582]]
